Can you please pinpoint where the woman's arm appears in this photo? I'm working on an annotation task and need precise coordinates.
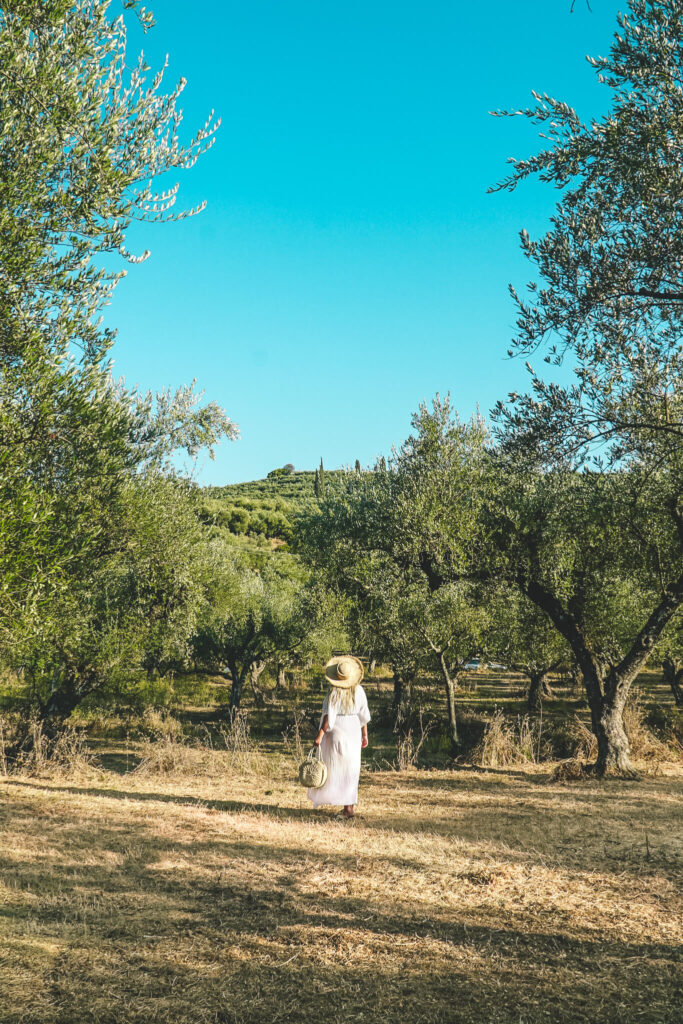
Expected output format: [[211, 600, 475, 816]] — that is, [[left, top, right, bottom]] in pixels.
[[314, 714, 329, 747], [361, 724, 368, 749]]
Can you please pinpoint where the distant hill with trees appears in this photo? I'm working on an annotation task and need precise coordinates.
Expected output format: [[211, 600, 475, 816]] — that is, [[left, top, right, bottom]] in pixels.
[[199, 463, 352, 545]]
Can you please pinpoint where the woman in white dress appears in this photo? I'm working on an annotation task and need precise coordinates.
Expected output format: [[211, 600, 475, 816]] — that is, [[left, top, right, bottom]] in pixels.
[[309, 655, 371, 818]]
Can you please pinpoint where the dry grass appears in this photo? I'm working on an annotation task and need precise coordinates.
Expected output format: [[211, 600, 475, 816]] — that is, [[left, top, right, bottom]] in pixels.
[[134, 713, 274, 780], [0, 715, 99, 778], [0, 746, 681, 1024], [471, 710, 541, 767], [624, 697, 672, 761]]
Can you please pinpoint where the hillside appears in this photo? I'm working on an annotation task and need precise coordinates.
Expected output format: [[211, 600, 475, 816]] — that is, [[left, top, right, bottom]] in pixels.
[[199, 466, 350, 545]]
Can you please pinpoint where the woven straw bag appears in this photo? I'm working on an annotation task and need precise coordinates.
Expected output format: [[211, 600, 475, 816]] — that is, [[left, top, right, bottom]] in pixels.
[[298, 746, 328, 789]]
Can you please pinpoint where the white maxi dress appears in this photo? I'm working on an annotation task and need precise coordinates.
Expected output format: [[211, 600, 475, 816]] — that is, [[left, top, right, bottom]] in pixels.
[[308, 685, 371, 807]]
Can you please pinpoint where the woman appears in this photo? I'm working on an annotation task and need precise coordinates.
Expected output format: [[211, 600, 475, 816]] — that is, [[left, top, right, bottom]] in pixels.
[[309, 654, 371, 818]]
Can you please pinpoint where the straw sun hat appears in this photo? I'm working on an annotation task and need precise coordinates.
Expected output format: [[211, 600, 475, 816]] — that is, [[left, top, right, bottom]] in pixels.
[[324, 655, 364, 689]]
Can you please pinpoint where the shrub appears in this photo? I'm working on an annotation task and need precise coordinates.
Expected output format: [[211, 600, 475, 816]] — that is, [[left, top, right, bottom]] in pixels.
[[140, 708, 185, 742], [395, 712, 432, 770], [135, 710, 270, 778], [395, 708, 434, 770], [281, 709, 307, 769], [228, 508, 249, 534]]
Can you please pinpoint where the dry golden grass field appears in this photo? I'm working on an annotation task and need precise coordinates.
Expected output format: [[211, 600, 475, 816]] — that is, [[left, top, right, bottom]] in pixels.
[[1, 745, 681, 1024]]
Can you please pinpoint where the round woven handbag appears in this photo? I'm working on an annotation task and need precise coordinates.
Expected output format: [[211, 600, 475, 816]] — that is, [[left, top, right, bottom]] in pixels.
[[298, 746, 328, 789]]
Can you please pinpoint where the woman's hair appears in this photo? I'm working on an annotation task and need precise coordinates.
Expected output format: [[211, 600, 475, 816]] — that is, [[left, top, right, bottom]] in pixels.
[[329, 684, 357, 714]]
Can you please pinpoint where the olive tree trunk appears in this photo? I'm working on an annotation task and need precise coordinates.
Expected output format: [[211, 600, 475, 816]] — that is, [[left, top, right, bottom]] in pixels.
[[438, 652, 458, 750], [228, 659, 249, 712], [249, 660, 269, 707], [580, 661, 635, 776], [524, 570, 683, 777], [276, 662, 287, 691], [526, 668, 555, 712], [392, 670, 413, 710], [527, 670, 547, 713]]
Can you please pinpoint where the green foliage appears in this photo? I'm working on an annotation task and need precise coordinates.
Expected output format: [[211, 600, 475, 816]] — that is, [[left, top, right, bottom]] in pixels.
[[314, 458, 326, 500], [192, 542, 342, 709], [488, 0, 683, 773], [0, 1, 235, 722], [16, 476, 207, 718], [298, 397, 493, 738], [491, 0, 682, 471], [0, 0, 219, 364], [198, 468, 349, 546]]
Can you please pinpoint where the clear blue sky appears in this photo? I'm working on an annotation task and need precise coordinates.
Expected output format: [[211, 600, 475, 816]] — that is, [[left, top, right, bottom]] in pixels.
[[107, 0, 620, 484]]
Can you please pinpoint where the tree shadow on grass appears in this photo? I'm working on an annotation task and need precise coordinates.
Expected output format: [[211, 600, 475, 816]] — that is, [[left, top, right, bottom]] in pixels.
[[2, 808, 679, 967], [4, 777, 320, 822], [4, 775, 681, 881], [0, 808, 680, 1024]]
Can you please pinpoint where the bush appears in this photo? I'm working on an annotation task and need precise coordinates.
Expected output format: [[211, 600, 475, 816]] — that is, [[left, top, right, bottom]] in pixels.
[[395, 709, 434, 770], [248, 515, 267, 536], [228, 508, 250, 534], [135, 710, 270, 778], [139, 708, 185, 742]]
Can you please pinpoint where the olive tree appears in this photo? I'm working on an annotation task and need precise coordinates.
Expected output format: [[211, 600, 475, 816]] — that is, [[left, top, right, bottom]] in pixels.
[[0, 0, 220, 365], [0, 1, 236, 671], [193, 545, 337, 712], [298, 398, 492, 749], [486, 588, 571, 712], [490, 0, 683, 774], [26, 476, 206, 730]]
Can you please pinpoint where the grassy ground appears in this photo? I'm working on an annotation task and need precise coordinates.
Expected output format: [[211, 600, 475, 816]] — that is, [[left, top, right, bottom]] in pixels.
[[1, 747, 681, 1024]]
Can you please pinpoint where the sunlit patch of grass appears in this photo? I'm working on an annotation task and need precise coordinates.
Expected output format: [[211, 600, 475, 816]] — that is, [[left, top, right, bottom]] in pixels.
[[1, 751, 681, 1024]]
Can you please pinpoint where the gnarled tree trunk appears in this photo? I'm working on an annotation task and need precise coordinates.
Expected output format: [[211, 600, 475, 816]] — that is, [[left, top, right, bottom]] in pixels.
[[581, 661, 635, 777], [228, 659, 248, 713], [392, 671, 406, 710], [249, 660, 269, 707], [569, 662, 582, 695], [527, 670, 546, 713], [527, 669, 554, 712]]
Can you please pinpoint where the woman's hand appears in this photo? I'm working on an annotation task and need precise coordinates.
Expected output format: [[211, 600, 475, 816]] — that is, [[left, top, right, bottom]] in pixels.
[[315, 715, 329, 747], [361, 727, 368, 749]]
